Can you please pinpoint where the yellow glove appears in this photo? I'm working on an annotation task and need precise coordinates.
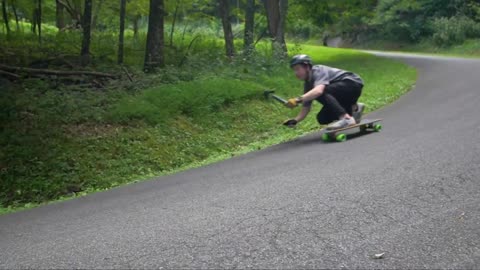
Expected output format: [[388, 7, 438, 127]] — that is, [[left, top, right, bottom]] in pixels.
[[285, 98, 300, 109]]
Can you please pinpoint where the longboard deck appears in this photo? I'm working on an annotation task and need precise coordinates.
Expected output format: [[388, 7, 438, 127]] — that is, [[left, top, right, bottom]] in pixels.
[[321, 118, 383, 142], [323, 118, 383, 134]]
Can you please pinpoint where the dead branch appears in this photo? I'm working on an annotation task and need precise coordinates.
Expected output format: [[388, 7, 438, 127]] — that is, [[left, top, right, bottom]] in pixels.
[[179, 35, 201, 67], [0, 64, 117, 78], [0, 70, 20, 79], [122, 66, 133, 82], [254, 29, 267, 45], [91, 79, 104, 88]]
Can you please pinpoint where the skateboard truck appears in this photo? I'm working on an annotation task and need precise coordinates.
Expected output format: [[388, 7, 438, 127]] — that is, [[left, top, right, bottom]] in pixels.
[[263, 90, 288, 105]]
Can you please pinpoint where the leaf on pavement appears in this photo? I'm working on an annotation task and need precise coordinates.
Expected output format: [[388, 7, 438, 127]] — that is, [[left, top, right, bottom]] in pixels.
[[373, 252, 385, 259]]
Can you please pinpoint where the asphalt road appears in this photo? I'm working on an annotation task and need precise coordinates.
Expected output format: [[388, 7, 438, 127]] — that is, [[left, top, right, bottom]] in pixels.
[[1, 53, 480, 269]]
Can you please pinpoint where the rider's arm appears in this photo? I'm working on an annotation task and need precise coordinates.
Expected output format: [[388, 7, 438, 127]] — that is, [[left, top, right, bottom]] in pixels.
[[295, 104, 311, 122], [300, 84, 325, 103]]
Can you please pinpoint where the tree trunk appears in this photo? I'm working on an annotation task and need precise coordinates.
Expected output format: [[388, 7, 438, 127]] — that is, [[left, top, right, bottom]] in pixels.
[[244, 0, 255, 53], [118, 0, 126, 64], [31, 8, 36, 33], [2, 0, 10, 35], [169, 0, 180, 47], [92, 0, 104, 30], [263, 0, 287, 58], [219, 0, 234, 58], [11, 0, 19, 31], [55, 0, 65, 29], [81, 0, 93, 66], [37, 0, 42, 43], [278, 0, 287, 51], [72, 0, 82, 25], [57, 0, 82, 27], [132, 15, 140, 39], [144, 0, 165, 72], [31, 2, 41, 35]]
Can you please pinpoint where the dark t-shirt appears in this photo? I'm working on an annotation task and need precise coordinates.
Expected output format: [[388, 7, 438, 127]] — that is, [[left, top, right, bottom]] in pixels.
[[303, 65, 363, 107]]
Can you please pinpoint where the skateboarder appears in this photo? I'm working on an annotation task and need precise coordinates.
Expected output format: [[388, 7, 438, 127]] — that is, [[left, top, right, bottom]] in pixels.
[[283, 54, 365, 130]]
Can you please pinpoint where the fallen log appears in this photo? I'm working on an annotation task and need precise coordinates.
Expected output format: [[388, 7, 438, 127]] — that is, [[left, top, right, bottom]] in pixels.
[[122, 66, 133, 82], [0, 64, 117, 79], [0, 70, 20, 79]]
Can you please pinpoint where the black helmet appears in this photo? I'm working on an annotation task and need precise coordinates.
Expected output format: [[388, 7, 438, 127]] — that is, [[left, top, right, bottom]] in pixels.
[[290, 54, 312, 67]]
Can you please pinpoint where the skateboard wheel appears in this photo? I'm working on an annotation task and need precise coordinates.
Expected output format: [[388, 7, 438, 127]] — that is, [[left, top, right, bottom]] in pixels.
[[336, 133, 347, 142], [321, 133, 330, 142], [374, 124, 382, 132]]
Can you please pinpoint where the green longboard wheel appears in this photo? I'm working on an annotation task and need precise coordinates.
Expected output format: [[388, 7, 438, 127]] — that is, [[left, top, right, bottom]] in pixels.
[[321, 133, 330, 142], [374, 124, 382, 132], [336, 133, 347, 142]]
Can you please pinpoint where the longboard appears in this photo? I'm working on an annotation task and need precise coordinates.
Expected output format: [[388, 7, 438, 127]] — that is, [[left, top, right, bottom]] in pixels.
[[321, 118, 383, 142]]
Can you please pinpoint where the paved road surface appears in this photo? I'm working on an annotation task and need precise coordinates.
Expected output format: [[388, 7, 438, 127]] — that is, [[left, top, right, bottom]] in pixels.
[[1, 53, 480, 269]]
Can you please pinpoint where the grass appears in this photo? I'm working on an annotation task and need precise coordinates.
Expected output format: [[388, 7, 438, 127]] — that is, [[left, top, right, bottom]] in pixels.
[[353, 38, 480, 59], [0, 30, 417, 214]]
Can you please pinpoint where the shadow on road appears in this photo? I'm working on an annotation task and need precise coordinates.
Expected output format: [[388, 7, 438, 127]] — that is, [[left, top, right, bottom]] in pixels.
[[248, 129, 377, 159]]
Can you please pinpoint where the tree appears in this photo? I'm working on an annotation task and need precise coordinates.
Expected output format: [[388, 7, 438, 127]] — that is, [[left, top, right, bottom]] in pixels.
[[1, 0, 10, 36], [31, 0, 42, 38], [244, 0, 255, 53], [118, 0, 126, 64], [370, 0, 423, 41], [144, 0, 165, 71], [169, 0, 181, 47], [91, 0, 104, 30], [219, 0, 234, 58], [55, 0, 65, 29], [57, 0, 83, 28], [37, 0, 42, 43], [10, 0, 19, 31], [263, 0, 288, 58], [126, 0, 149, 39], [81, 0, 92, 66]]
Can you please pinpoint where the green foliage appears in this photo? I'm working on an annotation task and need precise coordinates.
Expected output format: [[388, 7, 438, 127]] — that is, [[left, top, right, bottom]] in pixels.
[[286, 16, 321, 40], [7, 0, 55, 23], [367, 0, 480, 43], [110, 78, 262, 125], [289, 0, 377, 37], [369, 0, 424, 42], [430, 16, 480, 46], [288, 0, 480, 45]]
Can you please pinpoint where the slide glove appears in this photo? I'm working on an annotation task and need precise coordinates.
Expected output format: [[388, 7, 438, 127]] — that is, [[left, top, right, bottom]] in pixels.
[[285, 97, 302, 109], [283, 119, 298, 128]]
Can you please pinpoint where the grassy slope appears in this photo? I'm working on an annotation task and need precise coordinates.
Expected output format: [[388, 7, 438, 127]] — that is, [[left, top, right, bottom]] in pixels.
[[354, 39, 480, 58], [0, 45, 417, 214]]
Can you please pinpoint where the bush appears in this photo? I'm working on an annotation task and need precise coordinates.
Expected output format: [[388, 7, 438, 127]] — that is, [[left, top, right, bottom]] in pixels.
[[109, 78, 263, 125], [430, 16, 480, 46], [287, 18, 322, 40]]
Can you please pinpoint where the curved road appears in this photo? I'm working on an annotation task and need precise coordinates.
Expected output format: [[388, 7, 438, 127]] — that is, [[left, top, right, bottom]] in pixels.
[[1, 53, 480, 269]]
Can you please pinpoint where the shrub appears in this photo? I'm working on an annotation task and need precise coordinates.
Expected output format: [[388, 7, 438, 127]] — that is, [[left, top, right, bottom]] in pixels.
[[109, 78, 263, 125], [430, 16, 480, 46]]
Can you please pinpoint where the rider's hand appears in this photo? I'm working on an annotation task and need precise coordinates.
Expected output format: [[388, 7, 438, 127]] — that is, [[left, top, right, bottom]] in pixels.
[[285, 98, 301, 109], [283, 119, 298, 128]]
